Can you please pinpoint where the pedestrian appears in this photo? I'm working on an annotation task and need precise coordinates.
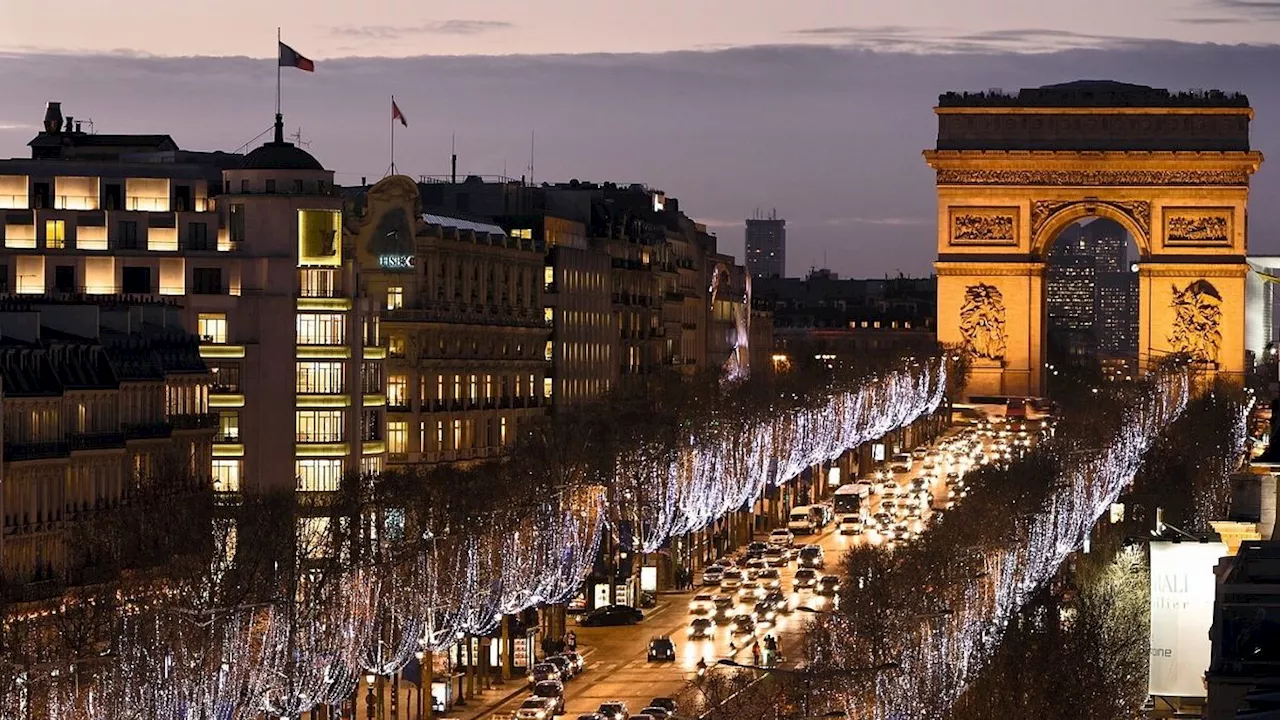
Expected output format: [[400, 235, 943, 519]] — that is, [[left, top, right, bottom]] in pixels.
[[564, 630, 577, 652], [751, 641, 761, 666]]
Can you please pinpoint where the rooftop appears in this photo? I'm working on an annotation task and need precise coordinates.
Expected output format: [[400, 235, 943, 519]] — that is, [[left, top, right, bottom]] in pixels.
[[938, 80, 1249, 108]]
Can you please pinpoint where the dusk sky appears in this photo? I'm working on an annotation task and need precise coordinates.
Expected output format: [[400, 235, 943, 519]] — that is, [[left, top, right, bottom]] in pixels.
[[2, 1, 1279, 276]]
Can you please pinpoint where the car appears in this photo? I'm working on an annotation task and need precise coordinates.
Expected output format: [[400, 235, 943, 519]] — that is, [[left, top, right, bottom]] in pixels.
[[793, 568, 818, 590], [881, 484, 901, 500], [532, 680, 566, 711], [527, 662, 561, 685], [515, 696, 560, 719], [577, 715, 606, 720], [712, 594, 737, 617], [647, 635, 676, 662], [737, 581, 765, 601], [649, 698, 679, 715], [745, 556, 769, 572], [728, 613, 756, 635], [639, 707, 672, 720], [598, 701, 629, 720], [763, 590, 794, 613], [852, 481, 874, 497], [757, 568, 782, 589], [769, 528, 796, 546], [688, 617, 716, 639], [746, 541, 769, 559], [839, 516, 863, 535], [817, 575, 841, 597], [580, 604, 643, 627], [631, 715, 656, 720], [752, 600, 778, 625], [720, 570, 743, 591], [544, 655, 575, 680], [762, 546, 788, 567], [689, 593, 715, 614], [797, 545, 825, 569], [701, 565, 724, 585]]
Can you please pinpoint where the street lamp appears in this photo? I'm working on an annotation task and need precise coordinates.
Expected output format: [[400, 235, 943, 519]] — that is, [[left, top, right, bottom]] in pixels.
[[364, 673, 377, 720]]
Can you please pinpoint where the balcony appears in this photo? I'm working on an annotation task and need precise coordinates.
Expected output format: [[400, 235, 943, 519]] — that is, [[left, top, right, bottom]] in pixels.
[[3, 441, 69, 461], [122, 422, 173, 440], [171, 413, 218, 431]]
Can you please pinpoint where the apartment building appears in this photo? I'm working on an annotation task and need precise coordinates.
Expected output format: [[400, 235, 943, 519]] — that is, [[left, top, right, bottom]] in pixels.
[[346, 176, 548, 467], [0, 299, 214, 596], [0, 104, 386, 493]]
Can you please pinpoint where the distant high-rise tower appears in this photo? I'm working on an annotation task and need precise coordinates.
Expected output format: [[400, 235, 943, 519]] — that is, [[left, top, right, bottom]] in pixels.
[[1046, 218, 1138, 359], [745, 209, 786, 279]]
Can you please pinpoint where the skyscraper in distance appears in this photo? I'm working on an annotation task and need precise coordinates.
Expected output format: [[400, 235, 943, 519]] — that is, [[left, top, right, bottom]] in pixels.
[[745, 209, 786, 279]]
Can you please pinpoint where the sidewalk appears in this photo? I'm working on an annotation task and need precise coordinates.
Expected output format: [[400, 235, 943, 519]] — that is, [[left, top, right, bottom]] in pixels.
[[449, 677, 528, 720]]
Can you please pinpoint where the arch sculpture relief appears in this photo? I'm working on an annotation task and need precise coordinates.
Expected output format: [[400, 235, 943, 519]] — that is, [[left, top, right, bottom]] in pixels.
[[959, 283, 1007, 361], [1168, 279, 1223, 364]]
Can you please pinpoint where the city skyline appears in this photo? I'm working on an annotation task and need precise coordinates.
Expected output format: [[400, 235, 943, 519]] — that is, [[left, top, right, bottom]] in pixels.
[[3, 27, 1280, 278]]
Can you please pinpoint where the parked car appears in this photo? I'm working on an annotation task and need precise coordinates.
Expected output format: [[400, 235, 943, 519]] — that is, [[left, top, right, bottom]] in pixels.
[[647, 635, 676, 662], [649, 697, 678, 716], [580, 604, 643, 627], [532, 680, 566, 712], [527, 662, 561, 685], [639, 707, 671, 720], [544, 654, 575, 680]]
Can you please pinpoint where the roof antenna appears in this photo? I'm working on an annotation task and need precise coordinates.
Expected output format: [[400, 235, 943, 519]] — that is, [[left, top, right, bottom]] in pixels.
[[529, 129, 535, 185], [451, 132, 457, 184]]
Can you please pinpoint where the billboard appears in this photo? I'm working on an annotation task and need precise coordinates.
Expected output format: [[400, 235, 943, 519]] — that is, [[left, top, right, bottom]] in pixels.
[[298, 209, 341, 267], [1148, 541, 1227, 697]]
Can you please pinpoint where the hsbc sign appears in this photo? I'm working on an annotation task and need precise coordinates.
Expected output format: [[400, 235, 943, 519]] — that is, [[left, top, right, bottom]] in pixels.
[[378, 254, 415, 270]]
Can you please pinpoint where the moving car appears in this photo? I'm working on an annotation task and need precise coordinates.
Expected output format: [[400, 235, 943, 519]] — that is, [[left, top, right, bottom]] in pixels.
[[689, 593, 715, 614], [647, 635, 676, 662], [763, 590, 794, 613], [728, 613, 756, 635], [838, 516, 863, 535], [639, 707, 672, 720], [752, 600, 778, 625], [757, 568, 782, 589], [527, 662, 561, 685], [737, 580, 765, 601], [816, 575, 841, 597], [797, 545, 825, 569], [649, 698, 679, 716], [532, 680, 566, 713], [561, 651, 585, 674], [544, 655, 575, 680], [515, 696, 560, 719], [580, 604, 643, 627], [762, 546, 788, 567], [793, 568, 818, 591], [746, 541, 769, 559], [720, 570, 743, 591], [712, 594, 737, 617], [787, 506, 817, 535], [577, 715, 606, 720], [688, 617, 716, 639], [769, 527, 796, 546], [701, 565, 724, 585], [597, 701, 629, 720]]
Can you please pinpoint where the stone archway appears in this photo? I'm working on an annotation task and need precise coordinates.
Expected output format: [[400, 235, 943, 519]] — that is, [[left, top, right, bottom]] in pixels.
[[925, 81, 1263, 397]]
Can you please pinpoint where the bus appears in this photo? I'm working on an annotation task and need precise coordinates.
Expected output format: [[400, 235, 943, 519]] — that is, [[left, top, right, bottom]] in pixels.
[[832, 484, 864, 518]]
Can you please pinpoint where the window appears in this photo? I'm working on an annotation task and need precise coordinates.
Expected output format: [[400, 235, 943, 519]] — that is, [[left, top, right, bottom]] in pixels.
[[387, 286, 404, 310], [500, 417, 507, 446], [361, 409, 382, 441], [118, 220, 139, 249], [54, 265, 75, 293], [299, 268, 338, 297], [192, 267, 224, 294], [229, 204, 245, 242], [45, 219, 65, 249], [436, 375, 444, 403], [484, 374, 492, 400], [544, 340, 553, 362], [360, 456, 383, 476], [469, 374, 477, 403], [296, 361, 345, 393], [217, 412, 240, 442], [453, 374, 462, 401], [296, 410, 345, 443], [187, 222, 210, 250], [209, 362, 241, 392], [543, 377, 553, 399], [388, 334, 405, 357], [544, 307, 554, 324], [387, 374, 408, 407], [510, 228, 532, 240], [529, 374, 536, 398], [544, 265, 554, 290], [436, 420, 444, 447], [212, 459, 242, 492], [296, 313, 347, 345], [361, 362, 382, 394], [388, 421, 408, 454], [198, 312, 227, 344], [265, 179, 276, 194], [296, 459, 343, 492], [452, 419, 462, 449], [121, 266, 151, 294]]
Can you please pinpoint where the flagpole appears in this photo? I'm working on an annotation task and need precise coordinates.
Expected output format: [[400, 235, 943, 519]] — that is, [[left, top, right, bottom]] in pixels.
[[276, 28, 282, 118], [390, 95, 396, 175]]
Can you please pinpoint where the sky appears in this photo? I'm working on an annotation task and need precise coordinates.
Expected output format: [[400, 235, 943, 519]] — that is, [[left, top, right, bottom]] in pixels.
[[1, 1, 1279, 277]]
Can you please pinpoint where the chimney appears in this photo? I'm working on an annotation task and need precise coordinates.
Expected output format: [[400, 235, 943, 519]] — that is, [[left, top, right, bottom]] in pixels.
[[65, 117, 74, 133], [75, 121, 82, 133], [43, 102, 63, 133]]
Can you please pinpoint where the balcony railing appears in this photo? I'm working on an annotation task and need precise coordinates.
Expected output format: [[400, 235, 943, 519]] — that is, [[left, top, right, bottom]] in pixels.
[[170, 413, 218, 431], [123, 422, 173, 439], [69, 432, 126, 451], [4, 441, 69, 461]]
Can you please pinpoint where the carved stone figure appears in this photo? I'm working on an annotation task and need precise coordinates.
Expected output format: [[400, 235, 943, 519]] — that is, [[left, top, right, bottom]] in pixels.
[[959, 283, 1007, 361], [937, 169, 1249, 187], [1166, 213, 1230, 245], [1168, 279, 1223, 363], [952, 213, 1015, 243], [1029, 199, 1150, 240]]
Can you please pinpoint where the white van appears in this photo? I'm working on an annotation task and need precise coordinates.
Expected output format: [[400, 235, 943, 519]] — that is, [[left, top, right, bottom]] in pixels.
[[788, 505, 818, 534]]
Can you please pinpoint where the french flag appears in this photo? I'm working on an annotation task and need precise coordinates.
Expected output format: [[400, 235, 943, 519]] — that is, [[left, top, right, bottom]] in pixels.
[[278, 42, 315, 72]]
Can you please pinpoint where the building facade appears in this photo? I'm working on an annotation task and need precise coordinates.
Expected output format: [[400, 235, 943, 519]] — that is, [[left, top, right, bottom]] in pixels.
[[0, 104, 387, 494], [1045, 218, 1138, 360], [0, 299, 214, 595], [745, 210, 786, 280]]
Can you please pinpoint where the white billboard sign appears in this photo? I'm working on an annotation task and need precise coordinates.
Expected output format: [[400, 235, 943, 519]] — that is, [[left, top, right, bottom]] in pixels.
[[1148, 541, 1227, 697]]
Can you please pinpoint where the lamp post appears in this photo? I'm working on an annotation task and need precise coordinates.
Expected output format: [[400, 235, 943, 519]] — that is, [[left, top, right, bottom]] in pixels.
[[364, 673, 377, 720]]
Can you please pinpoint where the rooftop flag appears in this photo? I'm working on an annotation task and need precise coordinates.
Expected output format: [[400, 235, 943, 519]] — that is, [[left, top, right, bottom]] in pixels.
[[278, 42, 315, 72]]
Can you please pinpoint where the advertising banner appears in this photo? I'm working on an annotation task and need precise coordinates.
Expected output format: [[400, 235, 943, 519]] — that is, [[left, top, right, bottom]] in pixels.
[[1148, 541, 1227, 697]]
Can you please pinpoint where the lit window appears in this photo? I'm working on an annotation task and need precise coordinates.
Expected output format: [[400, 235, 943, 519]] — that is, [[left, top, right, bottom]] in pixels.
[[469, 374, 477, 402], [484, 374, 492, 399], [500, 417, 507, 446], [388, 334, 405, 357], [218, 411, 240, 442], [511, 228, 532, 240], [360, 456, 383, 476], [436, 374, 444, 402], [296, 361, 345, 393], [198, 313, 228, 344], [387, 286, 404, 310], [543, 377, 553, 399], [544, 266, 554, 289], [296, 313, 347, 345], [544, 307, 554, 324], [388, 420, 408, 454], [45, 219, 66, 249], [436, 420, 444, 447], [296, 459, 343, 492], [386, 375, 408, 407], [545, 341, 553, 361], [296, 410, 345, 443], [529, 374, 535, 397], [453, 374, 462, 400], [212, 459, 242, 492], [452, 419, 462, 449]]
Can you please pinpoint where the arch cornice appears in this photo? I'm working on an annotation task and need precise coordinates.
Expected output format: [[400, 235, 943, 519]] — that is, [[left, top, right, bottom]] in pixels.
[[1031, 201, 1150, 258]]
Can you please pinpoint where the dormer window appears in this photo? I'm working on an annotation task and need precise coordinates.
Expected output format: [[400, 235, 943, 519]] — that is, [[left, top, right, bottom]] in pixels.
[[265, 179, 276, 194]]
